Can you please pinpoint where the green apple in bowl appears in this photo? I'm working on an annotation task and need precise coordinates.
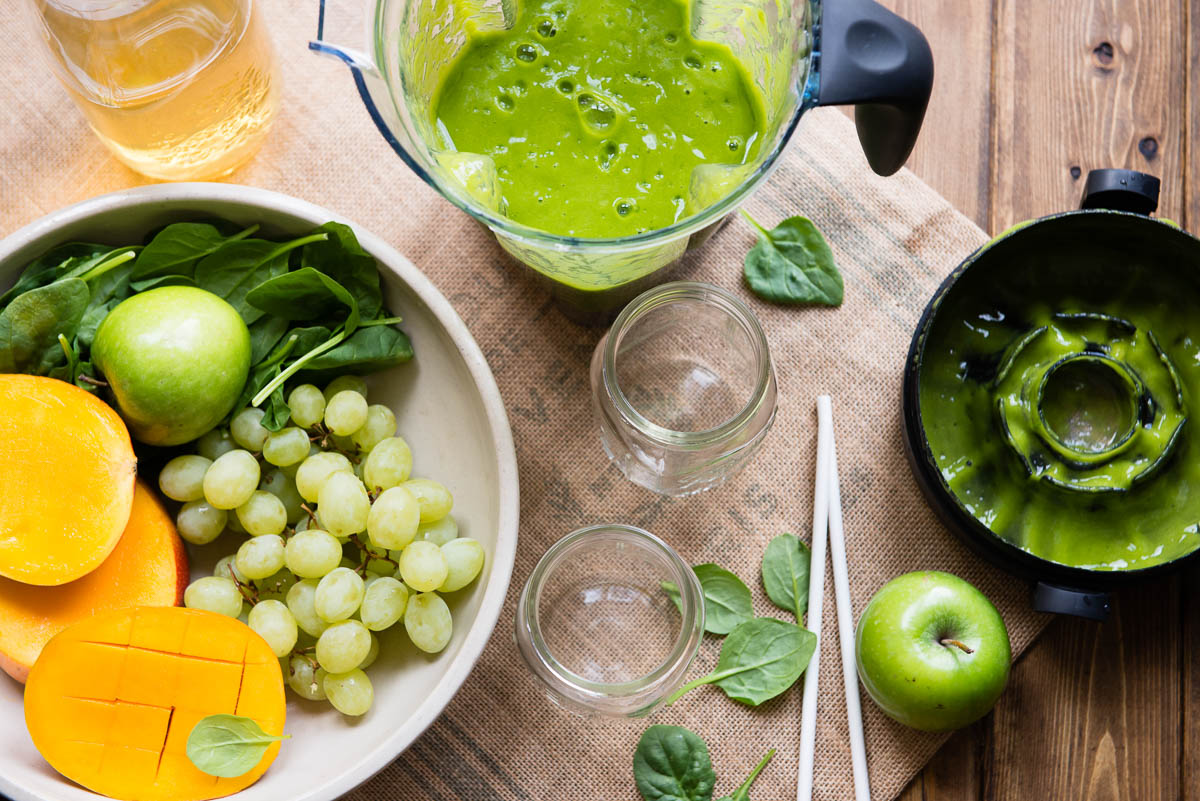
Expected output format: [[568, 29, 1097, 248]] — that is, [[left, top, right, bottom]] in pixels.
[[92, 286, 251, 446], [856, 570, 1010, 732]]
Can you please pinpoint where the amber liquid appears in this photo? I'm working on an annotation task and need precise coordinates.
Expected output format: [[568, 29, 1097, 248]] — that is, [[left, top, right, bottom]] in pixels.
[[35, 0, 279, 180]]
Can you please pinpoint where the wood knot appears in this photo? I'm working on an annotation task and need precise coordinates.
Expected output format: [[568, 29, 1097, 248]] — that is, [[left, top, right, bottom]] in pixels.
[[1070, 166, 1082, 180], [1139, 137, 1159, 160], [1093, 41, 1115, 69]]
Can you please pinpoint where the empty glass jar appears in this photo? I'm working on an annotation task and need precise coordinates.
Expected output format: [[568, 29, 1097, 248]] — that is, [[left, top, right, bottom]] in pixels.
[[515, 524, 704, 717], [590, 282, 777, 496]]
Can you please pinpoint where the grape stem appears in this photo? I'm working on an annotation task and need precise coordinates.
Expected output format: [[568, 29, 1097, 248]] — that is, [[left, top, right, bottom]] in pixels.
[[220, 562, 260, 605], [307, 423, 361, 463], [300, 504, 319, 526], [348, 533, 397, 575]]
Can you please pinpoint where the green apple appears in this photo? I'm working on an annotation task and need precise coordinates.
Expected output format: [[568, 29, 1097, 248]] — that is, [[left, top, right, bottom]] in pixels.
[[856, 570, 1010, 732], [92, 286, 251, 446]]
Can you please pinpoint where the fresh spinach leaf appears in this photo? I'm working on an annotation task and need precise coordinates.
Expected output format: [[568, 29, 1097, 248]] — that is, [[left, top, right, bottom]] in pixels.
[[633, 725, 716, 801], [248, 315, 291, 365], [60, 248, 137, 283], [761, 533, 811, 623], [663, 565, 754, 635], [245, 267, 360, 333], [693, 564, 754, 635], [0, 242, 107, 308], [665, 617, 816, 706], [287, 325, 335, 354], [0, 279, 90, 374], [230, 332, 300, 423], [193, 233, 326, 324], [300, 222, 384, 319], [129, 274, 197, 292], [132, 222, 258, 280], [185, 714, 288, 778], [742, 212, 843, 306], [298, 324, 413, 377], [76, 299, 119, 350], [715, 749, 775, 801]]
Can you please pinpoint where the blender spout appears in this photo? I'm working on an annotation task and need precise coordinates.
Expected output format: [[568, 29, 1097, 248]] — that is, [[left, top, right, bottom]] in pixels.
[[309, 0, 377, 72]]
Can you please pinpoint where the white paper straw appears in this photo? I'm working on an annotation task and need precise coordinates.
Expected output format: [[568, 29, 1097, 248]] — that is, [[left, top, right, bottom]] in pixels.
[[796, 396, 834, 801], [825, 399, 872, 801]]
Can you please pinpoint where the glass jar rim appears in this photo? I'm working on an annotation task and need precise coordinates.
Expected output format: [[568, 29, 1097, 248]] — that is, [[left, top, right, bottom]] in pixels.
[[518, 523, 704, 700], [601, 281, 775, 447]]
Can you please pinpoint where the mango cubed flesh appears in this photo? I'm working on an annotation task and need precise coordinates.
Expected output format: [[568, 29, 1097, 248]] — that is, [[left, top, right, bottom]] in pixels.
[[24, 606, 286, 801]]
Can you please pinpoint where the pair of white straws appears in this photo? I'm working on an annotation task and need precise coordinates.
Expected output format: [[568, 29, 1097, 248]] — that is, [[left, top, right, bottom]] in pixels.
[[796, 396, 871, 801]]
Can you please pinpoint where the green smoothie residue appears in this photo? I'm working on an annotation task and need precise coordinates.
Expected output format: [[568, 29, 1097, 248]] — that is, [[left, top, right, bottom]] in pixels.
[[918, 237, 1200, 571], [432, 0, 766, 238]]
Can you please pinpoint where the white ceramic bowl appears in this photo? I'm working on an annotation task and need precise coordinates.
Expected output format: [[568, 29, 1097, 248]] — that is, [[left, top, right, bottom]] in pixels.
[[0, 184, 519, 801]]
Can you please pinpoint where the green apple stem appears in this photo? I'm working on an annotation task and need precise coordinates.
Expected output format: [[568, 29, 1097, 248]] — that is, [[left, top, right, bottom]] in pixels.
[[940, 638, 975, 654]]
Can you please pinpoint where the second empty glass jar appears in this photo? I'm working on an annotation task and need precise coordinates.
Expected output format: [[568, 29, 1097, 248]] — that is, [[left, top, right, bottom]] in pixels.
[[590, 281, 777, 496]]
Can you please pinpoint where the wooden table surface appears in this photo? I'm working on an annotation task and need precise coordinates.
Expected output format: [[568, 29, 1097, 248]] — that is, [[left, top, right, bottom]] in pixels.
[[880, 1, 1197, 798]]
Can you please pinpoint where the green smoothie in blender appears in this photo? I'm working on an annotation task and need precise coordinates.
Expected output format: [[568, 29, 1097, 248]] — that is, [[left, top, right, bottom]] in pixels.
[[432, 0, 766, 238]]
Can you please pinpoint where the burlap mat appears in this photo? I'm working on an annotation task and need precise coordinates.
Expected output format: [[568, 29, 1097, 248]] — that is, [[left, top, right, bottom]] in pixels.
[[0, 3, 1050, 798]]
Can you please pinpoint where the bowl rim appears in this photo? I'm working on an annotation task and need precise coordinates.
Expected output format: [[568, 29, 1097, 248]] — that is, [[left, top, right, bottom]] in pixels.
[[0, 182, 520, 801], [901, 209, 1200, 590]]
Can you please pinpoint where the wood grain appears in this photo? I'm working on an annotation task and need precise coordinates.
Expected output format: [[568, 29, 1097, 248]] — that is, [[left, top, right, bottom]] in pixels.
[[1186, 0, 1200, 232], [990, 0, 1185, 231], [892, 0, 1192, 798], [985, 583, 1181, 801], [877, 0, 994, 228]]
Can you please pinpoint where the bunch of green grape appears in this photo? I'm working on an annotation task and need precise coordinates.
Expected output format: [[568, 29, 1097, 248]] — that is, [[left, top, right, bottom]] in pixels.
[[160, 376, 485, 717]]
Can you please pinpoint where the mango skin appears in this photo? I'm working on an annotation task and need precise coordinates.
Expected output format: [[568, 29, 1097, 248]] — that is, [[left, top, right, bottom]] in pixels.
[[93, 286, 251, 446]]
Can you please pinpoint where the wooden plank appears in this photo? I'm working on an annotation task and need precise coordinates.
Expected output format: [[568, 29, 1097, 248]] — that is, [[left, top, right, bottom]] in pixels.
[[1181, 3, 1198, 798], [1183, 564, 1200, 801], [875, 0, 994, 228], [1186, 0, 1200, 232], [899, 723, 984, 801], [984, 582, 1181, 801], [990, 0, 1186, 232]]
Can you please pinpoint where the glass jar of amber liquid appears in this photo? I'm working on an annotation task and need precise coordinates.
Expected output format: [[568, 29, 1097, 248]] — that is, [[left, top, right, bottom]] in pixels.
[[30, 0, 279, 180]]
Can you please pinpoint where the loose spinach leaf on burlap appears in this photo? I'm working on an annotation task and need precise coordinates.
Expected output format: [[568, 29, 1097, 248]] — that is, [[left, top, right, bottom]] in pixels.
[[663, 564, 754, 636], [664, 617, 816, 706], [633, 725, 716, 801], [186, 714, 288, 778], [194, 233, 326, 325], [761, 533, 811, 623], [714, 749, 775, 801], [693, 564, 754, 635], [0, 279, 90, 374], [742, 212, 843, 306], [132, 222, 259, 280]]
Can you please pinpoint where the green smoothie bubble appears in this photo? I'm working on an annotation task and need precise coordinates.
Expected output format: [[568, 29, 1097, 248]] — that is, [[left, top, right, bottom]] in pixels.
[[433, 0, 765, 238]]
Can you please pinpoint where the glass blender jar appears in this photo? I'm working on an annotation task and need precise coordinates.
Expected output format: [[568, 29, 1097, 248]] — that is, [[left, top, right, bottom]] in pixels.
[[311, 0, 932, 319]]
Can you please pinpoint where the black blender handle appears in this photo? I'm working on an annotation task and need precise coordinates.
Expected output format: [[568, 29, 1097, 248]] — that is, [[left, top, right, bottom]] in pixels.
[[1080, 169, 1160, 215], [1032, 582, 1111, 621], [815, 0, 934, 176]]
